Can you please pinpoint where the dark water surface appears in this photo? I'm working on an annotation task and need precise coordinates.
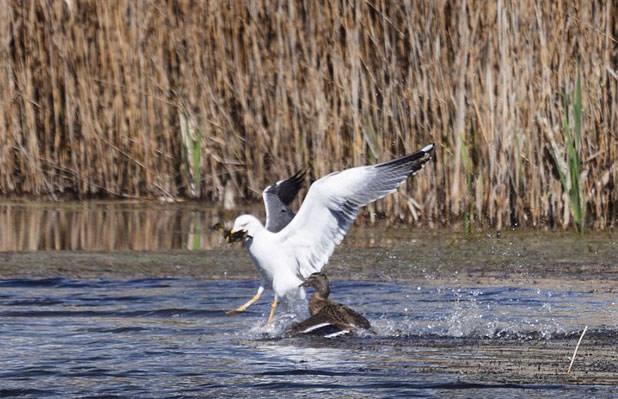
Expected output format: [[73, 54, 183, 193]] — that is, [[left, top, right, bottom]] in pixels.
[[1, 277, 615, 398], [1, 201, 616, 397]]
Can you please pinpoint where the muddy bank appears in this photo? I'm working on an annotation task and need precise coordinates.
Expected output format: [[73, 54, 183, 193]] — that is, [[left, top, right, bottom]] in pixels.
[[275, 331, 618, 386], [1, 230, 616, 290]]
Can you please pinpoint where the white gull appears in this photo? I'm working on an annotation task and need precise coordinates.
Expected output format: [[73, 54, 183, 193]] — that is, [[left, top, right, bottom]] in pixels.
[[226, 144, 435, 325]]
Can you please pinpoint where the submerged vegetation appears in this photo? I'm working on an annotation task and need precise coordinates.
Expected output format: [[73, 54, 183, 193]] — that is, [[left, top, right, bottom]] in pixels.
[[0, 1, 616, 229]]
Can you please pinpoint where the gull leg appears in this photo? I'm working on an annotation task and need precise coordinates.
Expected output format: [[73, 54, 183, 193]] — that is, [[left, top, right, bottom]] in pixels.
[[265, 296, 279, 327], [226, 286, 264, 315]]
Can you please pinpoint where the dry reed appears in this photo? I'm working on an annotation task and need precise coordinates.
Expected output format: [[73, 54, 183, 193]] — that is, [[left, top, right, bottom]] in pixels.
[[0, 1, 616, 229], [567, 325, 588, 374]]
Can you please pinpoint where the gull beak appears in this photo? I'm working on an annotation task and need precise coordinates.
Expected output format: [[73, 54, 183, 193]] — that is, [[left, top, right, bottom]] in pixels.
[[226, 229, 247, 243]]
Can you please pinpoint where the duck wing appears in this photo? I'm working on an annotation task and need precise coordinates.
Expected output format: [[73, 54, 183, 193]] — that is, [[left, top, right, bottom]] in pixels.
[[288, 301, 373, 337], [323, 302, 373, 331], [287, 312, 350, 337]]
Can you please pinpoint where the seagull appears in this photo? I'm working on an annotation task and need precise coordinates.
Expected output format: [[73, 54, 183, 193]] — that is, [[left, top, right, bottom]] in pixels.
[[226, 144, 434, 326], [224, 170, 305, 314], [287, 272, 375, 337]]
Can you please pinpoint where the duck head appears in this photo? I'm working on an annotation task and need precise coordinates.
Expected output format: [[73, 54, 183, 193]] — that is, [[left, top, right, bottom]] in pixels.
[[300, 272, 331, 297]]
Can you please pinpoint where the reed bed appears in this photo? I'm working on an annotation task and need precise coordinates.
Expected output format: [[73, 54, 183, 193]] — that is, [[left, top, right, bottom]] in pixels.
[[0, 0, 616, 229]]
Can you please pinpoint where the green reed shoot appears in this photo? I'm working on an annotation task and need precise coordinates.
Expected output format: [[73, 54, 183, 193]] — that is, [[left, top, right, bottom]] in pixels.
[[554, 74, 585, 232]]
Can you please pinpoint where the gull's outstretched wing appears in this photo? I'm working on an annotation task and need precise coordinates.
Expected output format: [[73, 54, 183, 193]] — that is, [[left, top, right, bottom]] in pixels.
[[278, 144, 434, 277], [262, 169, 306, 232]]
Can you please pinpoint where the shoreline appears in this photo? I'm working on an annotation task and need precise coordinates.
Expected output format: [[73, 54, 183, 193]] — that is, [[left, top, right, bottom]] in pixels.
[[1, 248, 615, 292]]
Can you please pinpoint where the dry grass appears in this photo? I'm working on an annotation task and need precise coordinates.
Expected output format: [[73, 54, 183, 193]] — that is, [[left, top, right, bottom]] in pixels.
[[0, 1, 616, 229]]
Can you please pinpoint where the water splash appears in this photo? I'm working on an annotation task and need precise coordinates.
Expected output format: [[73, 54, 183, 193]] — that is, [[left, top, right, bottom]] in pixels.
[[362, 285, 614, 340]]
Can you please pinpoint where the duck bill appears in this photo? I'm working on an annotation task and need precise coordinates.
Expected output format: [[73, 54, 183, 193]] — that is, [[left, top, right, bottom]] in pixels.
[[299, 279, 311, 288], [226, 229, 247, 243]]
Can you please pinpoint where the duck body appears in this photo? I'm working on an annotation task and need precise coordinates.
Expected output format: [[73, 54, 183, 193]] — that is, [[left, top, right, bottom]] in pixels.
[[288, 272, 374, 337]]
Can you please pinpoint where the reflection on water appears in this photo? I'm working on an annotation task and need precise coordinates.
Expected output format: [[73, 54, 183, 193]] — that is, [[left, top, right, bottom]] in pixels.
[[0, 201, 474, 252], [0, 201, 247, 251]]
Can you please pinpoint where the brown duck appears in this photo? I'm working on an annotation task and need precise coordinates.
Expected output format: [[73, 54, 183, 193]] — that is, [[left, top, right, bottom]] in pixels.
[[288, 272, 375, 337]]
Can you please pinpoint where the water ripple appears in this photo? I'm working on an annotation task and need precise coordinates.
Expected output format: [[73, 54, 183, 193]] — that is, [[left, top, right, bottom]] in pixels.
[[1, 278, 616, 398]]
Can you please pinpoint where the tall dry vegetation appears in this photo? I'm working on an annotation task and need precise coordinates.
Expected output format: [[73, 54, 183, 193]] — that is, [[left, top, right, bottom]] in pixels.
[[0, 0, 616, 229]]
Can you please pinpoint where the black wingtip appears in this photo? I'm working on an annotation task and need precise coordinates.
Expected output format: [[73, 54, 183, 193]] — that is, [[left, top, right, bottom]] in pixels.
[[290, 168, 306, 184], [276, 168, 307, 205], [375, 143, 434, 171]]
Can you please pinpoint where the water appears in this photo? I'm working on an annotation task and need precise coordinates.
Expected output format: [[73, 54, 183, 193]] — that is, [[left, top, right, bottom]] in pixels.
[[0, 201, 233, 251], [1, 278, 616, 398], [1, 201, 616, 397]]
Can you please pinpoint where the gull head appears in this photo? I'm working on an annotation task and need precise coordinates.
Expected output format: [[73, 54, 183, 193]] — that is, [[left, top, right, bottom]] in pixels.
[[228, 214, 262, 242]]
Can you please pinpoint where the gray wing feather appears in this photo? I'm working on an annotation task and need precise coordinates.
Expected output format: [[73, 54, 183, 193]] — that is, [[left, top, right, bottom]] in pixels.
[[263, 170, 306, 232]]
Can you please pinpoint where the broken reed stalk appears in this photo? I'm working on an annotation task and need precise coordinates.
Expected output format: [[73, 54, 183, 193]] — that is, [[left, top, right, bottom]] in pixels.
[[567, 325, 588, 374], [0, 1, 616, 230]]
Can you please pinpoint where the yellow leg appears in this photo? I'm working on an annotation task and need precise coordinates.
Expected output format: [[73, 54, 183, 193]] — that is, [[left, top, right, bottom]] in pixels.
[[226, 286, 264, 315], [265, 297, 279, 327]]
